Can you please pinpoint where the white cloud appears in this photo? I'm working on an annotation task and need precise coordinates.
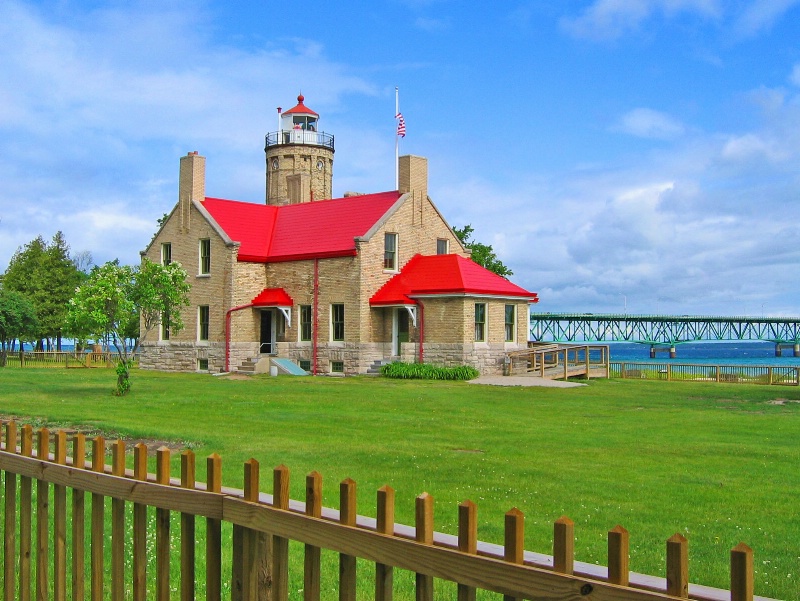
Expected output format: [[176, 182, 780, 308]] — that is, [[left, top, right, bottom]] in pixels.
[[616, 108, 686, 140], [561, 0, 721, 40], [721, 133, 788, 162], [733, 0, 800, 37], [791, 64, 800, 86]]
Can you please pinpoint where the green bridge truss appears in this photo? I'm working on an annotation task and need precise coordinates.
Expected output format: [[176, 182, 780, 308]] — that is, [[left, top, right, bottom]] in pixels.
[[529, 313, 800, 345]]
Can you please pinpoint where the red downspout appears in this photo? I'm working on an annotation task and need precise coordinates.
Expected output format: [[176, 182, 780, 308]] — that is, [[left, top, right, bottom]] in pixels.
[[225, 303, 254, 372], [417, 301, 424, 363], [312, 259, 319, 375]]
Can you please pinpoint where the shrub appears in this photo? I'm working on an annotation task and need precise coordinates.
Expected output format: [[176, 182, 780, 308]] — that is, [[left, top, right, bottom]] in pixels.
[[379, 362, 480, 381]]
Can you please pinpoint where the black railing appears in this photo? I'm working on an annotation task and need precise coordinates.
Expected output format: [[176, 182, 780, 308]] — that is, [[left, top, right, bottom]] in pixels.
[[264, 130, 334, 150]]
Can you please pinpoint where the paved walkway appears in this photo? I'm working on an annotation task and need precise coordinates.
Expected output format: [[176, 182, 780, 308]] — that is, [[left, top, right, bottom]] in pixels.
[[469, 375, 586, 388]]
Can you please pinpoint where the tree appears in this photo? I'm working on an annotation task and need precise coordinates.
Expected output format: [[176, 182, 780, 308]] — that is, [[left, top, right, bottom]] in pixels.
[[0, 289, 38, 366], [3, 232, 83, 350], [452, 224, 514, 279], [66, 259, 190, 395]]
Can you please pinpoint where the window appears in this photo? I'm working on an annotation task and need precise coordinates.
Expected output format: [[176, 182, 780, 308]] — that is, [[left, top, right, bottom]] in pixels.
[[161, 311, 170, 341], [197, 358, 209, 371], [474, 303, 486, 342], [161, 243, 172, 266], [199, 239, 211, 274], [299, 360, 311, 372], [198, 306, 210, 341], [436, 238, 449, 255], [300, 305, 312, 341], [331, 304, 345, 341], [331, 361, 344, 373], [384, 233, 398, 270], [505, 305, 516, 342]]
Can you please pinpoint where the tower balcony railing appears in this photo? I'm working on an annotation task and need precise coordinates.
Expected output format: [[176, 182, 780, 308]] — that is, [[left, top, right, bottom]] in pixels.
[[265, 130, 335, 150]]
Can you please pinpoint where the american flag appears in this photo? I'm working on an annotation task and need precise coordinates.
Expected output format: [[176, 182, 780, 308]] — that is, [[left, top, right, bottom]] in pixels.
[[396, 113, 406, 138]]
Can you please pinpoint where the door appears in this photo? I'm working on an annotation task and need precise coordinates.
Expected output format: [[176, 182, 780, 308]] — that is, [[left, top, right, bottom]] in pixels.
[[393, 308, 410, 357], [260, 310, 274, 354]]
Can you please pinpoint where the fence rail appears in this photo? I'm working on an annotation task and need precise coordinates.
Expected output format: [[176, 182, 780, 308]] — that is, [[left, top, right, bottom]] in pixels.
[[1, 351, 137, 369], [611, 362, 800, 386], [507, 344, 610, 380], [0, 421, 771, 601]]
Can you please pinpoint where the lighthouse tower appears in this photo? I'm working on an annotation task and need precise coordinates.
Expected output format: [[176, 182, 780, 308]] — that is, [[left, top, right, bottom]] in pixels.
[[264, 95, 334, 205]]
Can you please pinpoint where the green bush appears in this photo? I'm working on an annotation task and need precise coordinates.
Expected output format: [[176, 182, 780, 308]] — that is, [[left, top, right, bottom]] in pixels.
[[379, 361, 480, 381]]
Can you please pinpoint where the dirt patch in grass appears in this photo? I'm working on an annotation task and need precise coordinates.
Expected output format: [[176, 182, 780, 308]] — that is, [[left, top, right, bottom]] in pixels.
[[0, 414, 192, 455], [766, 398, 800, 405], [216, 373, 251, 381]]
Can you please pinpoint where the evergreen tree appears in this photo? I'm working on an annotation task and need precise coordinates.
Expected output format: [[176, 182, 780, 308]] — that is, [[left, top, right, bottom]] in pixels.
[[0, 289, 38, 366]]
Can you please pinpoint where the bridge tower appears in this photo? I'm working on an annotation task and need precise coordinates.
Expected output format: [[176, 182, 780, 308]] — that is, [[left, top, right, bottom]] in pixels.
[[264, 94, 335, 205]]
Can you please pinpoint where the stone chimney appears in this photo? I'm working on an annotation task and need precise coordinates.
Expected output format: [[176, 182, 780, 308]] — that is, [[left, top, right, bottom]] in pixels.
[[399, 155, 427, 201], [178, 151, 206, 232]]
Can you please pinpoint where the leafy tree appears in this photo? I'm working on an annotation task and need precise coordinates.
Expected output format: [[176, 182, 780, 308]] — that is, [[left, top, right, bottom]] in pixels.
[[452, 224, 514, 279], [0, 289, 38, 366], [66, 259, 190, 395], [3, 232, 83, 350]]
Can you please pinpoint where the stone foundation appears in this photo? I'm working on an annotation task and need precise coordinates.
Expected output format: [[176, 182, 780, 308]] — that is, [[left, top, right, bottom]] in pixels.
[[139, 341, 225, 373]]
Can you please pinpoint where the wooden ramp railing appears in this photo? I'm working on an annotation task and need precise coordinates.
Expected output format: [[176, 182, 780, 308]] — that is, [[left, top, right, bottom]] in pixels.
[[0, 421, 769, 601], [507, 344, 611, 380]]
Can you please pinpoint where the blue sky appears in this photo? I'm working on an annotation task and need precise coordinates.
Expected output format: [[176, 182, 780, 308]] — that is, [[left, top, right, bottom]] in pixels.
[[1, 0, 799, 316]]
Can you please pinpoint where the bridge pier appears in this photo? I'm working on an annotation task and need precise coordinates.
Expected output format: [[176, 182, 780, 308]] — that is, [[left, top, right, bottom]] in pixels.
[[774, 343, 800, 357], [650, 345, 677, 358]]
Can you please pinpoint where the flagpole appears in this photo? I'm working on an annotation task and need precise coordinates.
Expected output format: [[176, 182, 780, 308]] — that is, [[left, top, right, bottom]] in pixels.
[[395, 86, 399, 190]]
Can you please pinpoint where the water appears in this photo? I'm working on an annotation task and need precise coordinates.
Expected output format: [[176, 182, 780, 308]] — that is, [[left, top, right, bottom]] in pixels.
[[606, 341, 800, 366]]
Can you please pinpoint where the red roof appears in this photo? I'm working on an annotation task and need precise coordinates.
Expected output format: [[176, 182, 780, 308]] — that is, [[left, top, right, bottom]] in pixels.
[[370, 254, 538, 305], [282, 94, 319, 117], [201, 192, 402, 263], [251, 288, 293, 307]]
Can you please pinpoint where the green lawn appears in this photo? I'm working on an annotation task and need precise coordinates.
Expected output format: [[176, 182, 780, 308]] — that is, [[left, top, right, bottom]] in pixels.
[[0, 368, 798, 599]]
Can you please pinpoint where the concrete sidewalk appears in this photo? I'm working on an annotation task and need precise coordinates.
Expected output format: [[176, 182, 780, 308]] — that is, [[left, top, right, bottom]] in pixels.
[[469, 375, 586, 388]]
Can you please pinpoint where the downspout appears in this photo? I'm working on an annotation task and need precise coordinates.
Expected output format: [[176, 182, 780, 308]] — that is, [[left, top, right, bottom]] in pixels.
[[417, 301, 424, 364], [225, 303, 254, 372], [312, 259, 319, 375]]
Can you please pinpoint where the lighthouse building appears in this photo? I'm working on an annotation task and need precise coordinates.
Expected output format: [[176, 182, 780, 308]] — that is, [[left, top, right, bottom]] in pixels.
[[140, 95, 538, 375]]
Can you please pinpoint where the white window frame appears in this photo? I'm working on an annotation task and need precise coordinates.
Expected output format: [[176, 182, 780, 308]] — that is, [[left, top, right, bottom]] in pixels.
[[474, 303, 486, 342], [331, 303, 345, 341], [199, 239, 211, 275], [384, 233, 398, 271], [436, 238, 449, 255], [161, 242, 172, 266], [505, 304, 516, 342]]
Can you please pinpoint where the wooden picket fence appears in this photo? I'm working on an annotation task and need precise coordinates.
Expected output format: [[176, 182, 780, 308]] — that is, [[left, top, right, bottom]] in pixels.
[[0, 421, 770, 601]]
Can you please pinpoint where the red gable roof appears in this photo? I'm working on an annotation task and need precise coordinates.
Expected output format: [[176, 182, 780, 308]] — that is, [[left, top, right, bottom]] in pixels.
[[370, 254, 538, 305], [201, 192, 402, 263], [282, 94, 319, 117], [251, 288, 293, 307]]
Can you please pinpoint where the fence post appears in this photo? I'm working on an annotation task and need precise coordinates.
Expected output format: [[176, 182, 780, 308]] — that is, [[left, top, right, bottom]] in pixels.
[[206, 453, 223, 601], [305, 472, 323, 601], [36, 428, 51, 601], [20, 424, 33, 601], [156, 447, 171, 601], [181, 450, 196, 601], [133, 444, 148, 601], [415, 493, 434, 601], [111, 440, 126, 601], [53, 431, 67, 601], [553, 516, 574, 575], [237, 458, 260, 601], [731, 543, 754, 601], [666, 533, 689, 598], [273, 465, 290, 601], [3, 422, 18, 601], [91, 436, 106, 601], [608, 525, 630, 586], [457, 500, 477, 601], [376, 485, 395, 601], [340, 478, 358, 601], [504, 508, 524, 601], [72, 433, 86, 601]]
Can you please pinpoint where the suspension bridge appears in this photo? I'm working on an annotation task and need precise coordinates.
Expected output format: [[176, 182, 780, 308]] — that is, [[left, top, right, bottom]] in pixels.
[[529, 313, 800, 358]]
